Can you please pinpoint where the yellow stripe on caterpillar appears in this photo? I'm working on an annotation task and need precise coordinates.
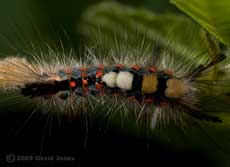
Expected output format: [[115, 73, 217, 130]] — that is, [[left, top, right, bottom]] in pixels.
[[141, 74, 158, 94], [165, 79, 187, 98]]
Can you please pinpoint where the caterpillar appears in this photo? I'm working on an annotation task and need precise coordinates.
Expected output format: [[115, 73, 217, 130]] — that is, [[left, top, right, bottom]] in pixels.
[[0, 31, 227, 129], [1, 2, 230, 166]]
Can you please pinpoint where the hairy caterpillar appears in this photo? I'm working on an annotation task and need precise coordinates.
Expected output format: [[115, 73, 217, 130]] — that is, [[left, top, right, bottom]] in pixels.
[[1, 2, 230, 166], [0, 31, 226, 129]]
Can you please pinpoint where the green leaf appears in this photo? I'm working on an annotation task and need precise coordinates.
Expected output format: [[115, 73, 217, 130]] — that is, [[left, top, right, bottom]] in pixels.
[[171, 0, 230, 45]]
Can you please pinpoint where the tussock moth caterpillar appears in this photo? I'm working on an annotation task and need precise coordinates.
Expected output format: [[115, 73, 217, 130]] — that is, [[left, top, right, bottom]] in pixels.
[[1, 2, 230, 166], [0, 29, 227, 129]]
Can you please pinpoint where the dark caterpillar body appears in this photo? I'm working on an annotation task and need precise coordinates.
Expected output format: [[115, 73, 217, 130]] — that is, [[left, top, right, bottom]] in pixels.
[[21, 65, 173, 106]]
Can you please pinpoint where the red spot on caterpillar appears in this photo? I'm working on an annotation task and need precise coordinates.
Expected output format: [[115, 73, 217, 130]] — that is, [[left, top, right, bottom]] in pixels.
[[81, 73, 87, 78], [144, 98, 154, 104], [159, 101, 168, 107], [149, 66, 158, 72], [116, 64, 123, 69], [164, 69, 173, 77], [82, 79, 88, 86], [96, 70, 103, 78], [128, 96, 136, 101], [132, 65, 141, 70], [98, 64, 104, 69], [69, 81, 76, 88], [112, 93, 120, 96]]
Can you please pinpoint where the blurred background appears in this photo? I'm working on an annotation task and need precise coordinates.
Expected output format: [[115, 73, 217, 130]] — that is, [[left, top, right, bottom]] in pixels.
[[0, 0, 181, 54], [0, 0, 230, 166]]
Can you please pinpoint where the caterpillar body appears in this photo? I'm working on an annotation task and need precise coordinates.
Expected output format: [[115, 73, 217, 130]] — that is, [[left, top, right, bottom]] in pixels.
[[21, 64, 185, 104]]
